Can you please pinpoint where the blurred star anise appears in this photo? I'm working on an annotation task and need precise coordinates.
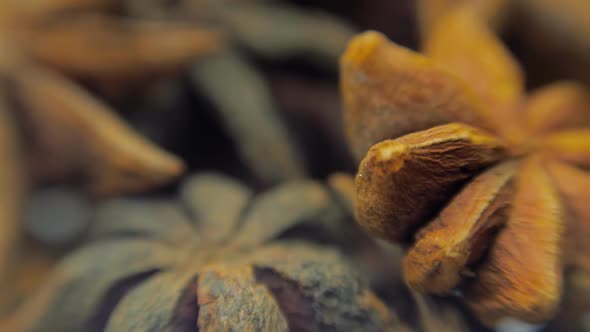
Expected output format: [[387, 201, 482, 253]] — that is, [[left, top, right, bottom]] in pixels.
[[126, 0, 357, 184], [4, 173, 402, 332], [341, 7, 590, 327], [0, 0, 221, 281]]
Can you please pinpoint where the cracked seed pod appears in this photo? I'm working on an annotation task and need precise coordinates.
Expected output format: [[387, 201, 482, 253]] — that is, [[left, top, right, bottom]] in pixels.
[[126, 0, 357, 185], [341, 7, 590, 327], [3, 173, 403, 332]]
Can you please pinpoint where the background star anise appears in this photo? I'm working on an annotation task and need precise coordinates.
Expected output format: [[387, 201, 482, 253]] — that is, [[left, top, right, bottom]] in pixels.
[[3, 1, 590, 331], [121, 0, 358, 185], [0, 0, 224, 299], [3, 173, 403, 332], [341, 7, 590, 326]]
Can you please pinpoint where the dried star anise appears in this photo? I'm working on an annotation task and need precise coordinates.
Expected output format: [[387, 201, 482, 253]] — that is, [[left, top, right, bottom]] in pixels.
[[0, 0, 223, 285], [125, 0, 357, 184], [3, 173, 403, 332], [341, 7, 590, 326]]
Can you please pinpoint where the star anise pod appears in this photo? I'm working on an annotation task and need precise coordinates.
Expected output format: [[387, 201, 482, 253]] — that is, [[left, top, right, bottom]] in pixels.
[[3, 173, 403, 332], [125, 0, 357, 184], [0, 0, 221, 281], [341, 7, 590, 326]]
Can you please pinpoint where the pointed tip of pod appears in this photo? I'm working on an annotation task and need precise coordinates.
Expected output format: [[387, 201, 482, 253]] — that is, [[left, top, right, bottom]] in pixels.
[[153, 151, 186, 180], [354, 140, 410, 241], [87, 142, 187, 197], [340, 30, 388, 68], [358, 140, 410, 179], [131, 145, 187, 188]]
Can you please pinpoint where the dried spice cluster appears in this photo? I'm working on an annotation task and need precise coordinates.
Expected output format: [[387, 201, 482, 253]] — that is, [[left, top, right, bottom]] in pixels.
[[2, 0, 590, 331], [342, 7, 590, 326], [4, 173, 400, 332], [0, 0, 234, 281]]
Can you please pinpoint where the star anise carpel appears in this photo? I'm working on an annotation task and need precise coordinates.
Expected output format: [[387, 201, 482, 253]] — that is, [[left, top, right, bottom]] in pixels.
[[341, 7, 590, 326], [0, 0, 224, 283], [3, 173, 400, 332]]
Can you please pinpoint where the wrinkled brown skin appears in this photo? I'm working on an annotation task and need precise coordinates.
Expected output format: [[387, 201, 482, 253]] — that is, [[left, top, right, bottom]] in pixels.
[[404, 161, 516, 294], [343, 7, 590, 326], [4, 174, 398, 332], [340, 31, 489, 160], [355, 123, 507, 242], [466, 157, 565, 324]]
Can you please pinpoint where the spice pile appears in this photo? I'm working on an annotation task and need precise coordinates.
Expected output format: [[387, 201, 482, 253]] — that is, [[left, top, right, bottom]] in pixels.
[[1, 0, 589, 331]]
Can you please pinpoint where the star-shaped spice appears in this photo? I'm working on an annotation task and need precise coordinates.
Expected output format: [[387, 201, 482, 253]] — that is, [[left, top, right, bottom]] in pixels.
[[126, 0, 357, 184], [341, 7, 590, 326], [4, 173, 400, 332], [0, 0, 221, 280]]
